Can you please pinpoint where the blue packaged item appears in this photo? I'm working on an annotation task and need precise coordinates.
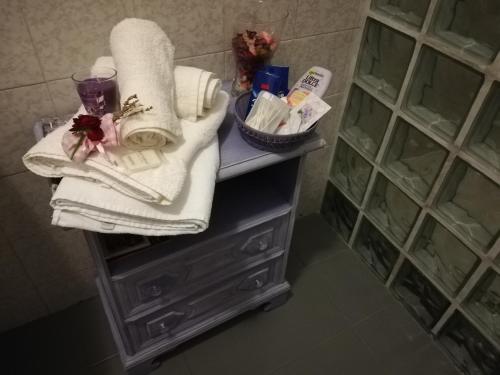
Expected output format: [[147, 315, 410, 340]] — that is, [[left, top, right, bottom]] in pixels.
[[264, 65, 289, 97], [246, 70, 281, 116]]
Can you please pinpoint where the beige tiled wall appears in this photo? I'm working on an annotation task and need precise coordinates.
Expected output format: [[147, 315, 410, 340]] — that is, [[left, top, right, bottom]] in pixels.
[[0, 0, 366, 331]]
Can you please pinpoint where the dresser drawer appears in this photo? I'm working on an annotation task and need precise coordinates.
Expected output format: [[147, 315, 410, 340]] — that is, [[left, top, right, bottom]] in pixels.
[[125, 257, 282, 352], [112, 215, 289, 317]]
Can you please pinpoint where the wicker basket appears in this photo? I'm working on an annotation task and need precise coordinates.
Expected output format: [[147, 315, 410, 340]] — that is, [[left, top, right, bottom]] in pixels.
[[234, 92, 318, 153]]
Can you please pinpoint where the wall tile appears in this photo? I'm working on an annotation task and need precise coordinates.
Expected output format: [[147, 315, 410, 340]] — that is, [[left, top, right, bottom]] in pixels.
[[318, 94, 343, 145], [133, 0, 224, 59], [224, 51, 235, 81], [223, 0, 298, 50], [120, 0, 136, 17], [295, 0, 363, 38], [47, 78, 81, 118], [22, 0, 126, 80], [0, 83, 55, 176], [175, 52, 226, 80], [274, 30, 358, 96], [37, 266, 97, 313], [0, 172, 94, 283], [298, 145, 332, 216], [0, 1, 44, 89]]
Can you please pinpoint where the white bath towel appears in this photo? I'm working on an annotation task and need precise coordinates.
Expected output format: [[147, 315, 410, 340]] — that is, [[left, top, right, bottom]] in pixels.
[[51, 139, 219, 235], [110, 18, 181, 149], [23, 92, 230, 205]]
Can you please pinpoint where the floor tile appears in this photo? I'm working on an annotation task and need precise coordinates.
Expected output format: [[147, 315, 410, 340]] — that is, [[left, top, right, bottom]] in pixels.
[[184, 262, 349, 375], [6, 297, 116, 374], [312, 251, 396, 324], [291, 214, 349, 267], [269, 330, 385, 375], [88, 352, 191, 375], [380, 341, 462, 375], [353, 303, 432, 360]]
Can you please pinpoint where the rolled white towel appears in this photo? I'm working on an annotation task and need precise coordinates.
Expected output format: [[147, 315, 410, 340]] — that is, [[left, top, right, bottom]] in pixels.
[[98, 57, 222, 122], [110, 18, 181, 150]]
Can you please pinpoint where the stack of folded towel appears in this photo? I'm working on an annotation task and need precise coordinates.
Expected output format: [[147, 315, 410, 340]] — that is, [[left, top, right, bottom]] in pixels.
[[23, 18, 229, 236]]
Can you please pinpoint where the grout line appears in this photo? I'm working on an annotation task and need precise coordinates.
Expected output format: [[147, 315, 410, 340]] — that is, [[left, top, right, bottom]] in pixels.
[[488, 236, 500, 260], [348, 210, 363, 248], [421, 0, 440, 35], [0, 169, 29, 180], [1, 226, 51, 314], [181, 353, 195, 375], [261, 326, 353, 375], [87, 353, 118, 368], [0, 80, 48, 92], [454, 78, 494, 148], [385, 252, 406, 288], [18, 3, 57, 113], [454, 262, 490, 304]]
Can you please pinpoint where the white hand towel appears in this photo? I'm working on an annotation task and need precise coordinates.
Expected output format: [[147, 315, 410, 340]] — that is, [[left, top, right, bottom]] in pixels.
[[110, 18, 181, 149], [51, 139, 219, 236], [96, 55, 222, 120], [23, 92, 230, 205]]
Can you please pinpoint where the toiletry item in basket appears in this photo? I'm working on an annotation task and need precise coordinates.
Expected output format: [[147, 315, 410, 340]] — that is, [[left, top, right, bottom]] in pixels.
[[246, 70, 281, 115], [276, 92, 331, 135], [246, 91, 290, 134], [287, 66, 332, 107], [264, 65, 289, 97]]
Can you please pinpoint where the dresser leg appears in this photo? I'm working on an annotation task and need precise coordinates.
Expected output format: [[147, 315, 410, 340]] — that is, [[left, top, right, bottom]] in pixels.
[[127, 358, 161, 375], [262, 292, 289, 312]]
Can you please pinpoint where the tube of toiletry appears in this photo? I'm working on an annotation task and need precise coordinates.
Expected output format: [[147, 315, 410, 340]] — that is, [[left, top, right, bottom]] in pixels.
[[246, 70, 281, 116], [263, 65, 289, 97], [287, 66, 332, 107]]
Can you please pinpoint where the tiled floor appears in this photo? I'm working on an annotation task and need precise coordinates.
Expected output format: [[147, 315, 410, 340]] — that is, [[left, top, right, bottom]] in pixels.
[[0, 214, 461, 375]]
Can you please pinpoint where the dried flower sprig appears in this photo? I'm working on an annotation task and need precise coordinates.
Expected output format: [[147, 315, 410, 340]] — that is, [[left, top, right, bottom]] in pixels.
[[62, 94, 152, 162], [113, 94, 153, 122]]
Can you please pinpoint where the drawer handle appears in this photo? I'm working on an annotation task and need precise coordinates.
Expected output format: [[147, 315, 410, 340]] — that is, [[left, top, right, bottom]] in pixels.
[[138, 267, 189, 303], [242, 230, 274, 255], [239, 268, 270, 291], [146, 311, 185, 338], [149, 285, 163, 297]]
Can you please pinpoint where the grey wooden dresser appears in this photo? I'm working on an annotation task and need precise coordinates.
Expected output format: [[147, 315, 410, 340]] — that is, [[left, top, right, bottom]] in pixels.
[[68, 94, 324, 374]]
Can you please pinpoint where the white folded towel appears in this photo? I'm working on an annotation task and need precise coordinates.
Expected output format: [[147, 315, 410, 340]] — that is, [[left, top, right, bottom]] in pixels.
[[23, 92, 230, 205], [110, 18, 181, 149], [98, 56, 222, 121], [51, 139, 219, 235]]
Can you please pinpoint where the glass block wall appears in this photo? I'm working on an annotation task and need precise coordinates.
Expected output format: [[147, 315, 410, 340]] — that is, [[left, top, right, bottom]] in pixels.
[[321, 1, 500, 374]]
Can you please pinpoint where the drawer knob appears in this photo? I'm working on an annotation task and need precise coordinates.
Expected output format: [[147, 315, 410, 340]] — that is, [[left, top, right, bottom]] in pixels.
[[258, 240, 268, 251], [239, 268, 270, 291], [242, 231, 274, 255], [149, 285, 163, 297], [146, 311, 185, 338]]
